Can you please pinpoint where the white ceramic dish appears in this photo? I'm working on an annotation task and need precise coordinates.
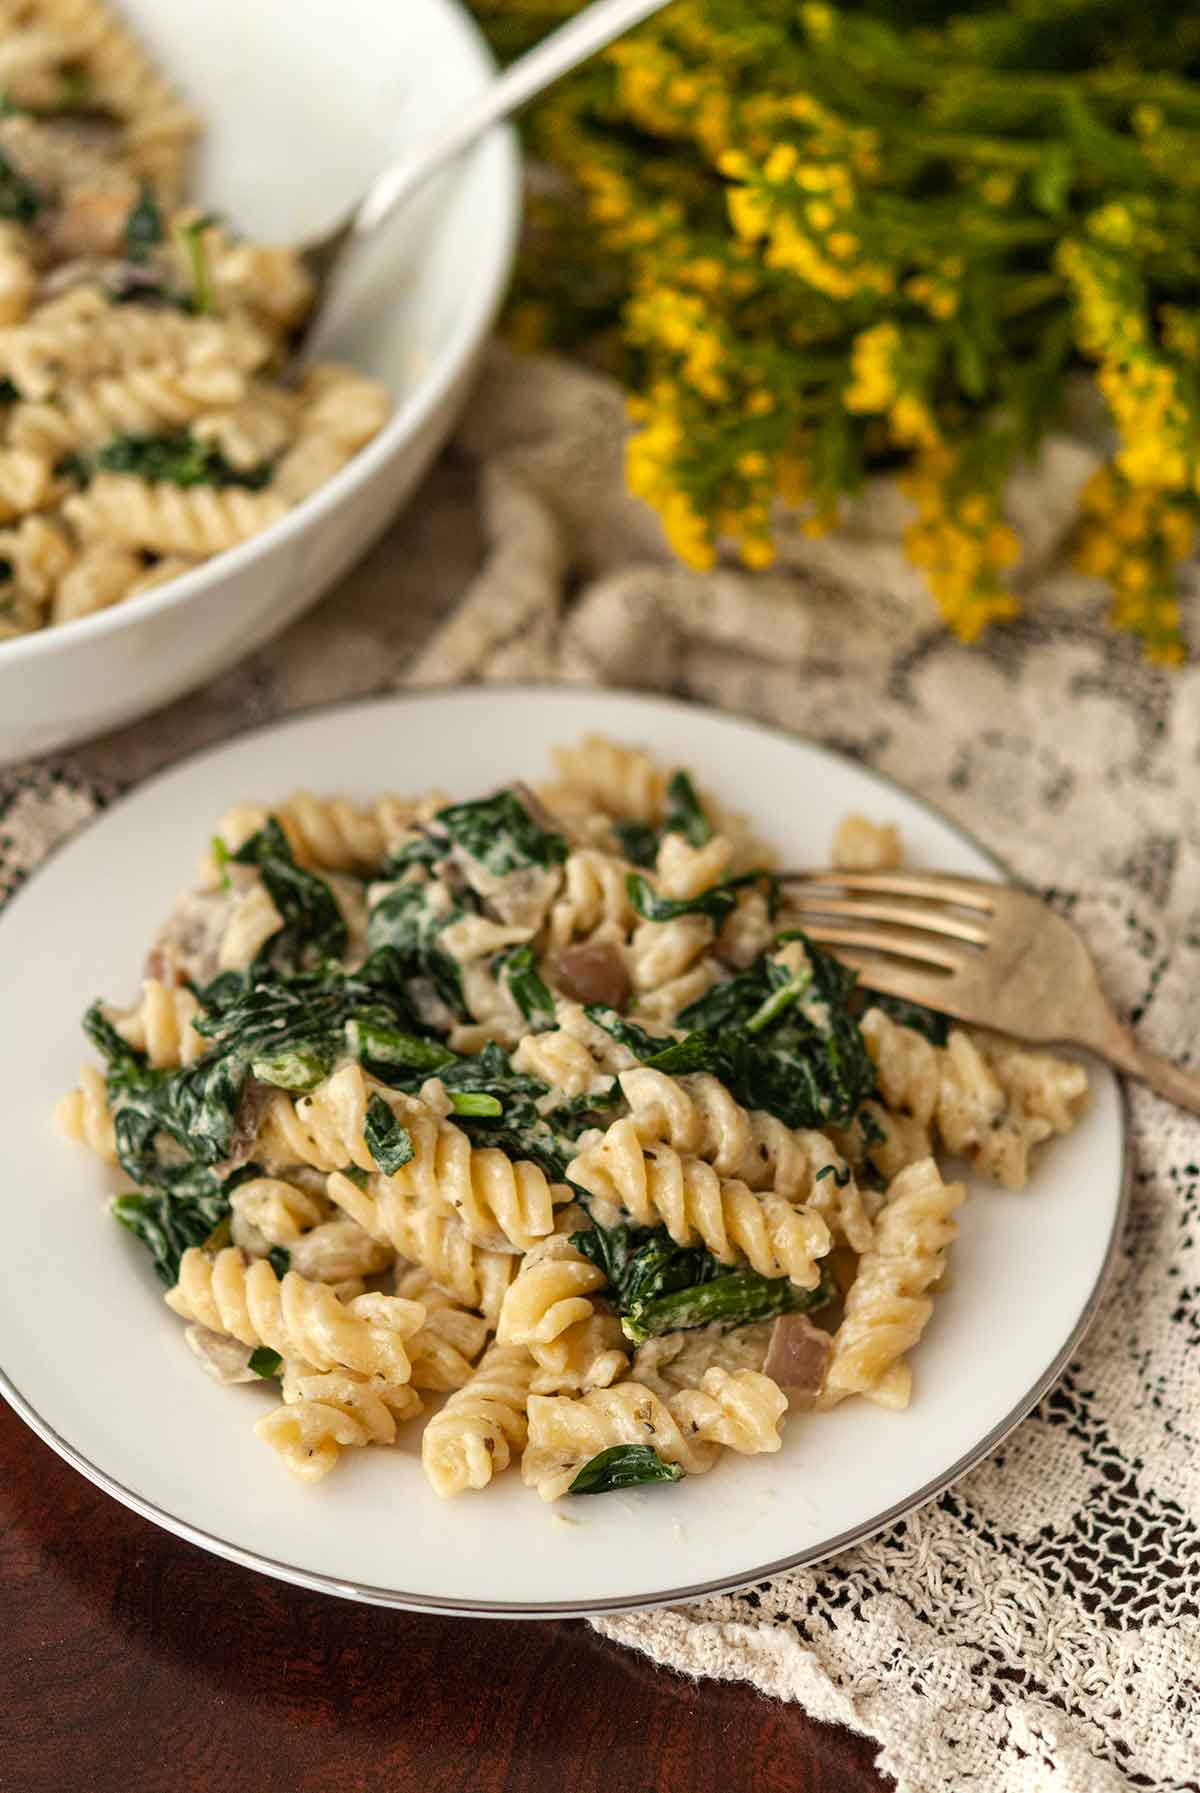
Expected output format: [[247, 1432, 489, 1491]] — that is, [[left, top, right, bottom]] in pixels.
[[0, 687, 1128, 1616], [0, 0, 520, 767]]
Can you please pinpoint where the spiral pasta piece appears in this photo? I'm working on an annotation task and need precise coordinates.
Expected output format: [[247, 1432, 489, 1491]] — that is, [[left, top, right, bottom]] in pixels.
[[105, 978, 206, 1069], [546, 848, 638, 950], [267, 1070, 561, 1252], [653, 831, 733, 901], [832, 814, 902, 872], [548, 736, 666, 824], [255, 1369, 423, 1482], [398, 1268, 490, 1393], [497, 1237, 607, 1355], [165, 1246, 425, 1386], [57, 1062, 116, 1163], [521, 1367, 786, 1500], [495, 1214, 625, 1392], [0, 225, 33, 326], [64, 473, 288, 556], [202, 790, 443, 881], [36, 0, 198, 195], [229, 1177, 329, 1250], [421, 1343, 534, 1498], [252, 1063, 387, 1176], [527, 1311, 629, 1397], [0, 300, 268, 401], [52, 542, 145, 623], [568, 1118, 831, 1287], [511, 1025, 616, 1103], [620, 1068, 873, 1252], [861, 1008, 1088, 1190], [669, 1365, 789, 1456], [822, 1158, 965, 1408], [326, 1170, 515, 1323]]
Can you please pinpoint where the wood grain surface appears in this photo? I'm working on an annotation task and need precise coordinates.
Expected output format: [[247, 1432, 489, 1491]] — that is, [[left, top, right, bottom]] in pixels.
[[0, 1402, 888, 1793]]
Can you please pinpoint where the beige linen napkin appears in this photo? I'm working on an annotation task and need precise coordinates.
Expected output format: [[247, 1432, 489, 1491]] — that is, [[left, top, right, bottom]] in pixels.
[[4, 346, 1198, 1793]]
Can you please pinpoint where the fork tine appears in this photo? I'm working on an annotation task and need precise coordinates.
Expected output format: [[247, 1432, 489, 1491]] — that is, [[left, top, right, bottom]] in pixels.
[[782, 891, 990, 946], [800, 922, 967, 971], [831, 951, 963, 1011], [781, 869, 999, 912]]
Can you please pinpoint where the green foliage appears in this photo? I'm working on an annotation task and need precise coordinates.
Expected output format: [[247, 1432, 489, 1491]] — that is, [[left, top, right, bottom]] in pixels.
[[466, 0, 1200, 660]]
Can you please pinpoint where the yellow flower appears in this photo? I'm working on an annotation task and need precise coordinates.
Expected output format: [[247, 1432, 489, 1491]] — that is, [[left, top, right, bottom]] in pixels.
[[844, 323, 900, 412], [739, 536, 776, 569]]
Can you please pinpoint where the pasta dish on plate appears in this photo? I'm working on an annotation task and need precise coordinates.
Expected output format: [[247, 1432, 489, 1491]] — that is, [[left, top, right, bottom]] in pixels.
[[58, 735, 1090, 1502], [0, 0, 387, 639]]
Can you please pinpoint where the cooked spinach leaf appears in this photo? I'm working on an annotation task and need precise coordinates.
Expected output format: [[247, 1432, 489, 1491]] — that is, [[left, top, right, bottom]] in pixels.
[[380, 833, 441, 879], [867, 992, 950, 1046], [587, 933, 875, 1130], [623, 1264, 832, 1344], [663, 770, 713, 847], [364, 1094, 414, 1173], [495, 943, 554, 1023], [124, 181, 163, 256], [569, 1443, 684, 1494], [346, 1014, 455, 1080], [612, 820, 660, 867], [435, 788, 567, 877], [83, 430, 273, 491], [231, 818, 347, 973], [446, 1090, 504, 1117], [366, 881, 465, 1014], [0, 147, 41, 222], [573, 1213, 833, 1343], [626, 871, 738, 930], [248, 1346, 282, 1379], [580, 1007, 663, 1060], [176, 210, 218, 313], [267, 1247, 290, 1279], [111, 1162, 256, 1286]]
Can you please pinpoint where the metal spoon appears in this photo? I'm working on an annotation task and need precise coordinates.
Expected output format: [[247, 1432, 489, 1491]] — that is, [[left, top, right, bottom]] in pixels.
[[293, 0, 675, 357]]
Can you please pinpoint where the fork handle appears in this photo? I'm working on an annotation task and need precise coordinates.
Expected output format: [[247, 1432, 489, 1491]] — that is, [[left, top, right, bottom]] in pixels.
[[1103, 1029, 1200, 1116]]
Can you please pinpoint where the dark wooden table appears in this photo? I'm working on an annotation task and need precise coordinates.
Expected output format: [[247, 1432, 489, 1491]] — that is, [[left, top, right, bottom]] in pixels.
[[0, 1402, 886, 1793]]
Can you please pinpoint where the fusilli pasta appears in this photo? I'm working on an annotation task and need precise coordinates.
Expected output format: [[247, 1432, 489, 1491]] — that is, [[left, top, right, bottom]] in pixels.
[[59, 737, 1089, 1509], [522, 1368, 787, 1500], [568, 1118, 832, 1287], [0, 2, 388, 642], [165, 1247, 425, 1387], [421, 1343, 534, 1498]]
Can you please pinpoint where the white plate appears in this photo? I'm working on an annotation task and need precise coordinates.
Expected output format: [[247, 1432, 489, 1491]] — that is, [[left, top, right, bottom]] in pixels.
[[0, 688, 1128, 1616]]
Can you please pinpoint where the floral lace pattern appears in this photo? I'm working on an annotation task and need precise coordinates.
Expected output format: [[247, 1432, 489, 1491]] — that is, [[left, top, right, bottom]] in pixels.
[[4, 345, 1199, 1793]]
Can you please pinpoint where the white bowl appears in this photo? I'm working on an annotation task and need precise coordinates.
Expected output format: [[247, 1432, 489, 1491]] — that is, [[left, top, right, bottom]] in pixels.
[[0, 0, 520, 767]]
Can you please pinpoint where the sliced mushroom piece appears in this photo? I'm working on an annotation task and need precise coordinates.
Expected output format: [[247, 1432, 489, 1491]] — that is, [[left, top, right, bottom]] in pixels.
[[184, 1324, 257, 1384], [763, 1314, 833, 1409], [547, 942, 632, 1012]]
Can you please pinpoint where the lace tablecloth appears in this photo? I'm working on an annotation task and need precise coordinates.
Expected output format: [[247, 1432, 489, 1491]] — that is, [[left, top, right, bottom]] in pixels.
[[3, 346, 1198, 1793]]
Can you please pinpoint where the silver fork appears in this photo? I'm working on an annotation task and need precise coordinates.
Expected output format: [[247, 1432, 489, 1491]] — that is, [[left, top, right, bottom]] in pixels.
[[292, 0, 676, 358], [781, 870, 1200, 1115]]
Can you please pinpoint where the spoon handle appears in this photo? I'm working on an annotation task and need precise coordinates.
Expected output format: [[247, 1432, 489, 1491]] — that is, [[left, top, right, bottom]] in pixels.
[[352, 0, 675, 236]]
